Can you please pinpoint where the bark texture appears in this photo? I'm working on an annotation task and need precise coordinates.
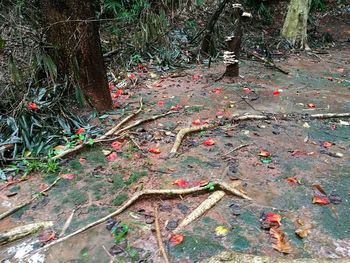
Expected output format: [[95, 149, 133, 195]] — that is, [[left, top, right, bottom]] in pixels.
[[281, 0, 312, 49], [41, 0, 112, 111]]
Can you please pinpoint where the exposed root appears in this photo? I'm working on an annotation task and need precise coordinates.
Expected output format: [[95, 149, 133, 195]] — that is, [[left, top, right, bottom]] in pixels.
[[174, 190, 226, 232], [154, 205, 170, 263], [0, 177, 61, 221], [25, 181, 251, 257], [0, 221, 53, 245], [168, 124, 215, 158]]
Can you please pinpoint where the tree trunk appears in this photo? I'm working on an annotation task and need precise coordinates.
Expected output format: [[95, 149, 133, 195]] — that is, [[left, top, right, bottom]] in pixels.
[[281, 0, 311, 50], [41, 0, 112, 111]]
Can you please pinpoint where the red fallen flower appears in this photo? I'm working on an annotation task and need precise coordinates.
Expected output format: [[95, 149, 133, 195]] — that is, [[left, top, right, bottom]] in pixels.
[[157, 101, 165, 106], [265, 212, 282, 226], [312, 196, 330, 205], [258, 150, 270, 157], [149, 148, 161, 154], [111, 141, 123, 151], [192, 119, 201, 125], [203, 138, 215, 146], [192, 74, 200, 80], [169, 234, 184, 246], [113, 89, 123, 98], [173, 179, 189, 187], [326, 76, 333, 81], [75, 128, 85, 135], [307, 103, 316, 108], [79, 158, 87, 164], [322, 141, 334, 148], [170, 104, 181, 111], [27, 102, 38, 110], [39, 231, 57, 243], [128, 73, 136, 79], [212, 87, 222, 94], [61, 173, 77, 180], [106, 152, 118, 161], [243, 87, 252, 93], [113, 102, 120, 109], [273, 90, 280, 96], [160, 75, 168, 80]]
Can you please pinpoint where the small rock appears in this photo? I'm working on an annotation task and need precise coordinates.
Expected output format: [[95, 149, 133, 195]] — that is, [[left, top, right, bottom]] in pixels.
[[166, 220, 178, 231], [145, 215, 155, 224], [159, 203, 172, 212], [176, 203, 189, 214], [229, 203, 241, 216]]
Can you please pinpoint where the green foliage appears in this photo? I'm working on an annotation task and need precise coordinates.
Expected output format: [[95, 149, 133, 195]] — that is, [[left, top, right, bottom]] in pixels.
[[22, 150, 59, 176], [112, 193, 128, 206], [311, 0, 326, 11]]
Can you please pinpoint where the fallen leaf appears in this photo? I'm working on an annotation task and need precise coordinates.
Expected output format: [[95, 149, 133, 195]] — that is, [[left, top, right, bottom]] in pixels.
[[203, 138, 215, 146], [258, 150, 270, 157], [192, 119, 201, 125], [75, 128, 85, 135], [106, 152, 118, 161], [307, 103, 316, 108], [286, 177, 301, 185], [111, 141, 123, 151], [169, 234, 184, 246], [39, 231, 56, 243], [312, 196, 330, 205], [128, 73, 136, 79], [27, 102, 38, 110], [215, 226, 229, 237], [312, 184, 327, 196], [102, 149, 112, 156], [295, 219, 312, 238], [260, 156, 272, 164], [322, 141, 334, 148], [270, 227, 292, 253], [148, 148, 161, 154], [61, 173, 77, 180], [173, 179, 189, 187]]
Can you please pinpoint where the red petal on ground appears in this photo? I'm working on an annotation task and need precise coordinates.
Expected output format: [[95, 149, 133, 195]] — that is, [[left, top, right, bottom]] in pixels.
[[203, 138, 215, 146], [106, 152, 118, 161], [192, 119, 201, 125], [61, 173, 77, 180], [312, 196, 330, 205], [173, 179, 189, 187], [258, 150, 270, 157], [169, 234, 184, 246], [27, 102, 38, 110], [149, 148, 161, 154], [265, 212, 282, 226], [75, 128, 85, 135], [111, 141, 123, 151]]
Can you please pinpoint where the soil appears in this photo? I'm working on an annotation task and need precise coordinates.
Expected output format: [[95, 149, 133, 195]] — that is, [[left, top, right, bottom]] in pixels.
[[1, 7, 350, 263]]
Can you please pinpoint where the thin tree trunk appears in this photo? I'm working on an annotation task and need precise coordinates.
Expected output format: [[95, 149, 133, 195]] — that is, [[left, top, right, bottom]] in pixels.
[[41, 0, 112, 111], [282, 0, 312, 50]]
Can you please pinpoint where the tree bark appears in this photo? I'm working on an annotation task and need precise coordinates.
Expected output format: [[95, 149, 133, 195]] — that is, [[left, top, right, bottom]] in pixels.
[[41, 0, 112, 111], [281, 0, 312, 50]]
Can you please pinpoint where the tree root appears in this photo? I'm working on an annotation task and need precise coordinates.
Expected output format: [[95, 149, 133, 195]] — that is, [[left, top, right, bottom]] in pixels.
[[154, 205, 170, 263], [0, 177, 61, 221], [168, 124, 215, 158], [174, 190, 226, 232], [0, 221, 53, 245], [25, 181, 251, 257]]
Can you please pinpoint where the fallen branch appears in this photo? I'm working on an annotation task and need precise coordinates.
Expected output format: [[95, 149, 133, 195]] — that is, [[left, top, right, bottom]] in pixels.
[[25, 181, 250, 257], [59, 210, 75, 238], [250, 52, 289, 75], [169, 124, 215, 158], [175, 190, 226, 232], [154, 205, 170, 263], [222, 144, 250, 157], [0, 177, 61, 221], [0, 221, 53, 245]]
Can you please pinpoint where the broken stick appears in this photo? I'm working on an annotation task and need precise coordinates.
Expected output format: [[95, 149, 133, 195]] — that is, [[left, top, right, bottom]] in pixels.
[[25, 181, 250, 257]]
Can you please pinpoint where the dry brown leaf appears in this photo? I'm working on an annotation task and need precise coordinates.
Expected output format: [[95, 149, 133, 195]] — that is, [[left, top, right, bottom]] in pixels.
[[295, 218, 313, 238], [269, 227, 292, 254]]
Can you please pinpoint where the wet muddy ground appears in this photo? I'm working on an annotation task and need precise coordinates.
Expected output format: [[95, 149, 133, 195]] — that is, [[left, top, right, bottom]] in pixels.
[[0, 47, 349, 263]]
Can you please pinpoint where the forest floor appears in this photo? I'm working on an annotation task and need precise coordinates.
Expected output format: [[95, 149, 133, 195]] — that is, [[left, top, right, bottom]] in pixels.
[[1, 14, 350, 263]]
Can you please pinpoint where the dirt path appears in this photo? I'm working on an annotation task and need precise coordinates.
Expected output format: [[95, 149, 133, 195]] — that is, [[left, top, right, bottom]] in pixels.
[[1, 47, 349, 262]]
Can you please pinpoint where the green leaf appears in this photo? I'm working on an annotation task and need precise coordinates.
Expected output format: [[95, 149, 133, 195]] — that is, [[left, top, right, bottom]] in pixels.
[[111, 223, 129, 243], [260, 156, 272, 164]]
